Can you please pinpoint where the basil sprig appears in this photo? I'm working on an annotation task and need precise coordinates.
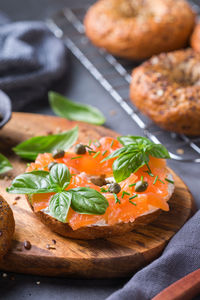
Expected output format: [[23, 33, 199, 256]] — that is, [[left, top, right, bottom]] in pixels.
[[0, 153, 12, 174], [49, 91, 105, 125], [7, 163, 109, 223], [13, 126, 78, 161], [102, 136, 170, 183]]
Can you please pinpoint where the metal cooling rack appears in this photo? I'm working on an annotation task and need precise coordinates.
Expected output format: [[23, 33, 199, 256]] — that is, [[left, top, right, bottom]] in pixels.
[[47, 1, 200, 163]]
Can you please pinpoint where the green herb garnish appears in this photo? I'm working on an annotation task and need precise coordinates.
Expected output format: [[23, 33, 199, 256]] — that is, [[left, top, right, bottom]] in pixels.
[[93, 151, 101, 158], [129, 194, 138, 200], [49, 92, 105, 125], [101, 136, 170, 183], [165, 178, 174, 184], [102, 150, 107, 156], [153, 175, 158, 185], [71, 156, 82, 160], [0, 154, 13, 174], [7, 163, 109, 223], [129, 183, 136, 187], [113, 193, 121, 204], [122, 191, 130, 198], [110, 140, 114, 148], [100, 187, 108, 193], [129, 200, 137, 206], [13, 126, 78, 161], [158, 179, 165, 184]]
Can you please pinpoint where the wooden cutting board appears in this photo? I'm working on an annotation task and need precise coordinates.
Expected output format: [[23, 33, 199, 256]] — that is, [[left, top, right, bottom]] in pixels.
[[0, 113, 195, 278]]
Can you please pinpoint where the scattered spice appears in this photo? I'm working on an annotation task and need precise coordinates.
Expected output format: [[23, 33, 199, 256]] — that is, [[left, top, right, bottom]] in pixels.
[[12, 201, 17, 206], [24, 240, 32, 250], [46, 244, 56, 250], [176, 148, 184, 155], [109, 110, 117, 116], [15, 196, 21, 201], [16, 247, 22, 252]]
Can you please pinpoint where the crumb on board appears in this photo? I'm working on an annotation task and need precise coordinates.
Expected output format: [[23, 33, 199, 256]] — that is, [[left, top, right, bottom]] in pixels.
[[36, 281, 40, 285], [109, 110, 117, 116], [2, 273, 7, 278], [176, 148, 184, 155]]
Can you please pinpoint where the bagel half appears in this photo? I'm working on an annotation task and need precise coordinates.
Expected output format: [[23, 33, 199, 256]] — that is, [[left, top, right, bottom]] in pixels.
[[130, 48, 200, 135], [27, 172, 174, 240], [0, 195, 15, 259], [84, 0, 195, 60], [191, 23, 200, 53]]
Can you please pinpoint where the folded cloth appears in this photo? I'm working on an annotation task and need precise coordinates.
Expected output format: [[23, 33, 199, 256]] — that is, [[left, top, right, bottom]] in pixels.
[[107, 210, 200, 300], [0, 14, 67, 110]]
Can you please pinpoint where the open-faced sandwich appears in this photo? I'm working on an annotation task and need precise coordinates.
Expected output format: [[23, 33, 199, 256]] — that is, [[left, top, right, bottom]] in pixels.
[[7, 129, 174, 239]]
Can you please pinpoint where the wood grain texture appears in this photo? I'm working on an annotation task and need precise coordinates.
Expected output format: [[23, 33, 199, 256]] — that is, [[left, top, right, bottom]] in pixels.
[[0, 113, 195, 278]]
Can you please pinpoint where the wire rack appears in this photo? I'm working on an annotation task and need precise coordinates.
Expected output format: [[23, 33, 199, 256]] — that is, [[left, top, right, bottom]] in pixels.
[[47, 1, 200, 163]]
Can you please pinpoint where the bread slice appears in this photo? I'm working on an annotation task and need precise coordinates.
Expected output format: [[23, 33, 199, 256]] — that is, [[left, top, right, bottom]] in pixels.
[[27, 171, 174, 240], [0, 195, 15, 259]]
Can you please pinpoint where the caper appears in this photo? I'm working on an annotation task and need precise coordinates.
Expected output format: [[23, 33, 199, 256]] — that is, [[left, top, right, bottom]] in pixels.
[[135, 181, 148, 192], [52, 149, 65, 159], [108, 183, 121, 194], [48, 162, 57, 170], [74, 144, 86, 155]]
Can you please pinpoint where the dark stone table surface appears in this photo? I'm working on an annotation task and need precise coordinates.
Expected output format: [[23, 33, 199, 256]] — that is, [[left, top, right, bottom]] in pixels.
[[0, 0, 199, 299]]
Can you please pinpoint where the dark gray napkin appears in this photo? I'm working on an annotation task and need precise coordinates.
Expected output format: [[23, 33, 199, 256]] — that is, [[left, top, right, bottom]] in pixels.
[[0, 13, 67, 110], [107, 210, 200, 300]]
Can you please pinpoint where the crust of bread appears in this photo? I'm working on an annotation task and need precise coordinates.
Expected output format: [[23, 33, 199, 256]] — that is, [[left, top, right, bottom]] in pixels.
[[191, 23, 200, 53], [84, 0, 195, 60], [130, 49, 200, 135], [0, 195, 15, 259], [27, 197, 161, 239]]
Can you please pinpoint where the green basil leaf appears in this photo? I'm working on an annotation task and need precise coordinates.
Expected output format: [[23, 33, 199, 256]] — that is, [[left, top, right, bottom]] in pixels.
[[13, 126, 78, 161], [49, 163, 71, 190], [118, 136, 152, 146], [70, 187, 109, 215], [49, 191, 71, 223], [7, 171, 57, 194], [147, 144, 170, 159], [101, 147, 126, 162], [49, 91, 105, 125], [0, 153, 12, 174], [113, 152, 146, 182]]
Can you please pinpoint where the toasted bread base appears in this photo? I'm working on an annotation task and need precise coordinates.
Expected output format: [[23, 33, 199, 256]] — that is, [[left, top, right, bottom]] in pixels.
[[27, 196, 162, 240], [0, 195, 15, 259]]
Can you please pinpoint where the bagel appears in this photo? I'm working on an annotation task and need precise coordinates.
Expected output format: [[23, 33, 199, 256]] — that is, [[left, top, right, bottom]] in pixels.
[[130, 49, 200, 135], [191, 23, 200, 53], [0, 195, 15, 259], [84, 0, 196, 60], [20, 136, 175, 240]]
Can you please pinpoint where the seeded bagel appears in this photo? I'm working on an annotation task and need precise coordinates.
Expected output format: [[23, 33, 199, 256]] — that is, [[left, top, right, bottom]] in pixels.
[[84, 0, 195, 60], [130, 49, 200, 135], [191, 23, 200, 53], [27, 172, 174, 240], [0, 195, 15, 259]]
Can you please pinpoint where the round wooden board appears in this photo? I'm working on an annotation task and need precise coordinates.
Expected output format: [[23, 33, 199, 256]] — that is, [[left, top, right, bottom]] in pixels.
[[0, 113, 195, 278]]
